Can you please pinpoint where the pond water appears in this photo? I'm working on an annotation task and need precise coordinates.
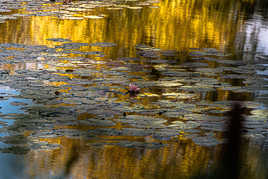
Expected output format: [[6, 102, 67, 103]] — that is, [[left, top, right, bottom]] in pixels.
[[0, 0, 268, 178]]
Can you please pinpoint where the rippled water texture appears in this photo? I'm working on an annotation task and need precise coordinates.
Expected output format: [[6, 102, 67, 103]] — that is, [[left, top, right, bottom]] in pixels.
[[0, 0, 268, 178]]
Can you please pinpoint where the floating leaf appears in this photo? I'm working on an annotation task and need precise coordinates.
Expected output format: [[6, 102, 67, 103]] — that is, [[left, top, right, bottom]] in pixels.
[[90, 42, 116, 47], [192, 135, 221, 147], [156, 80, 183, 87], [46, 38, 72, 42], [59, 16, 84, 20], [84, 15, 105, 19], [127, 6, 143, 10]]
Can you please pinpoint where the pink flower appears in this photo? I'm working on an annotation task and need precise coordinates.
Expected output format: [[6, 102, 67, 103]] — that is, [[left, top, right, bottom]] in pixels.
[[128, 83, 140, 93]]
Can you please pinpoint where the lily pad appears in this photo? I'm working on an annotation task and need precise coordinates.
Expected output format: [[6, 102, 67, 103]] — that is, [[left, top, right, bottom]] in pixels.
[[117, 115, 166, 129], [46, 38, 72, 42], [156, 80, 183, 87], [127, 6, 143, 10], [84, 15, 105, 19], [192, 135, 221, 147], [78, 118, 115, 127], [90, 42, 117, 47], [163, 110, 191, 118]]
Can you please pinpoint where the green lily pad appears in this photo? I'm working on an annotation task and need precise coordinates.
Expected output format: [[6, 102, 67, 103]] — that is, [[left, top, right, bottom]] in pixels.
[[78, 118, 115, 127], [90, 42, 117, 47], [192, 135, 221, 147], [156, 80, 183, 87], [117, 115, 167, 129], [46, 38, 72, 42]]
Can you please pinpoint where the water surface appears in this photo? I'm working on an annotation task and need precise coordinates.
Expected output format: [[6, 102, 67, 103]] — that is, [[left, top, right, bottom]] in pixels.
[[0, 0, 268, 178]]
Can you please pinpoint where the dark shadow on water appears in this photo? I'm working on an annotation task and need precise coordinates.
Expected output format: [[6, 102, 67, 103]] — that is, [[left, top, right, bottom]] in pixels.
[[63, 144, 81, 178], [191, 103, 268, 179]]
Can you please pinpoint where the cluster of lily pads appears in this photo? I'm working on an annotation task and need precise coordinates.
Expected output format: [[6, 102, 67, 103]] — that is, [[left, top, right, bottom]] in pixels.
[[0, 0, 159, 23], [0, 38, 267, 153]]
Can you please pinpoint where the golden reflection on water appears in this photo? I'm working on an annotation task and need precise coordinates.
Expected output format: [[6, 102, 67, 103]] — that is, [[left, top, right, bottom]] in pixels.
[[0, 0, 251, 54], [25, 137, 212, 179], [0, 0, 260, 178]]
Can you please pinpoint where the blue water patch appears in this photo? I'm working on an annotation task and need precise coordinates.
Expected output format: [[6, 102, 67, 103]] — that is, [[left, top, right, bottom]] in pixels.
[[0, 86, 32, 138], [0, 141, 9, 148], [0, 98, 32, 128], [0, 98, 32, 115], [0, 153, 25, 179], [0, 87, 32, 178], [0, 85, 19, 96], [0, 85, 32, 115]]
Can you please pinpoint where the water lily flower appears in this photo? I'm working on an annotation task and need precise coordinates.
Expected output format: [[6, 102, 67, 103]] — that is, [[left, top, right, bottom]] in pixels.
[[63, 0, 72, 4], [128, 83, 140, 94]]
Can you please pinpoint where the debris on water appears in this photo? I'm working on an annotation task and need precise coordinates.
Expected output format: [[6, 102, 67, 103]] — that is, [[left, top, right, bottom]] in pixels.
[[65, 69, 74, 73]]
